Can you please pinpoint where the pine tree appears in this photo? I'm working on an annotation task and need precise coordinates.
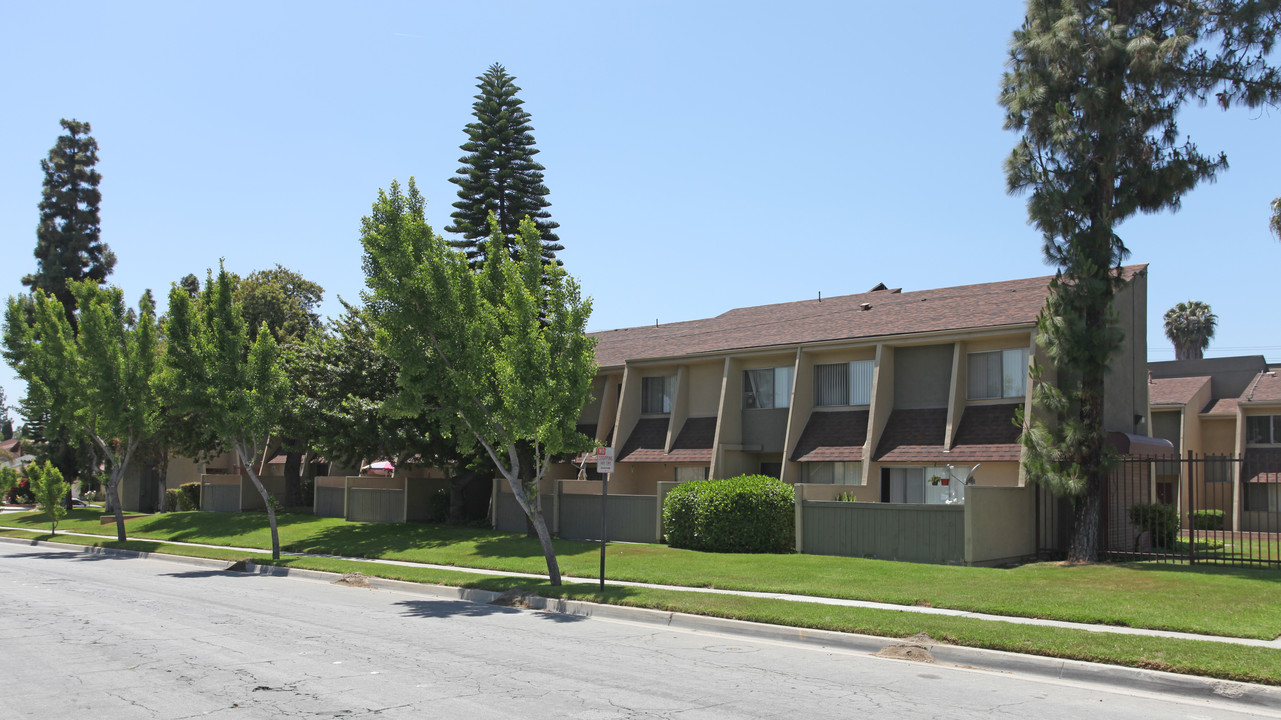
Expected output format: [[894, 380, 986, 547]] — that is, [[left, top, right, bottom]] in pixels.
[[1001, 0, 1281, 562], [446, 64, 562, 266], [22, 119, 116, 320]]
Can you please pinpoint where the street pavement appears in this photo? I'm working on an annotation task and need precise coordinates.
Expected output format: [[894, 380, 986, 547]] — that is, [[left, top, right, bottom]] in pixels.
[[1, 542, 1276, 719]]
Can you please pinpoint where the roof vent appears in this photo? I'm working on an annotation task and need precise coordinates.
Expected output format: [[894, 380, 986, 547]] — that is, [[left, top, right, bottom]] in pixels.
[[860, 303, 872, 311], [869, 283, 888, 292]]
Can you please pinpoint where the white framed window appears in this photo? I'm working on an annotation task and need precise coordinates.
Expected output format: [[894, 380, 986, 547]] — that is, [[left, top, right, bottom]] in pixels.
[[744, 366, 793, 409], [674, 466, 709, 483], [1247, 416, 1281, 445], [814, 360, 874, 406], [967, 348, 1028, 400], [803, 461, 863, 485], [641, 376, 673, 414]]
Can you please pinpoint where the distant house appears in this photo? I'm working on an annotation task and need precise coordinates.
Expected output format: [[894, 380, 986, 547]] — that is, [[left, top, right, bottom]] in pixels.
[[1149, 355, 1281, 530]]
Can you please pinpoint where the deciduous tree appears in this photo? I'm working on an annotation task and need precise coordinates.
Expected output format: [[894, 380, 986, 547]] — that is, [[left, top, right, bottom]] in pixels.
[[161, 265, 287, 558], [29, 461, 69, 534], [362, 179, 594, 584], [1001, 0, 1281, 561], [2, 282, 160, 540]]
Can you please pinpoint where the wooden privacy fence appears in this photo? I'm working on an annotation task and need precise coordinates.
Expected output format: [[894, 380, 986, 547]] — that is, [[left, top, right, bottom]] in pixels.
[[493, 479, 1038, 565], [311, 476, 447, 523], [200, 474, 286, 513]]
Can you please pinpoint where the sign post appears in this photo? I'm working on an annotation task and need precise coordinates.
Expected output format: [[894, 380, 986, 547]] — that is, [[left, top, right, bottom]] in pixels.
[[595, 447, 614, 591]]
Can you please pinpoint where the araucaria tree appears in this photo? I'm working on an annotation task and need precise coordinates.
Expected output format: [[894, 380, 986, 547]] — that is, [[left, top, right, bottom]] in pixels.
[[161, 265, 287, 559], [362, 179, 595, 585], [2, 281, 160, 541], [1163, 300, 1218, 360], [23, 119, 116, 321], [1002, 0, 1281, 561], [446, 64, 563, 266]]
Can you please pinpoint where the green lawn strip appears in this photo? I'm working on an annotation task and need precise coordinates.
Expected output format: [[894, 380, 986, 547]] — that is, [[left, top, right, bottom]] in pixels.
[[8, 509, 1281, 639], [4, 526, 1276, 687]]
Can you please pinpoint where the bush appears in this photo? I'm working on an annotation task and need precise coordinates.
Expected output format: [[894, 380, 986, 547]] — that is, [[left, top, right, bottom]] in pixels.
[[177, 482, 201, 511], [163, 488, 181, 513], [7, 478, 35, 505], [427, 489, 450, 523], [1190, 509, 1225, 531], [1128, 502, 1179, 549], [663, 474, 794, 553]]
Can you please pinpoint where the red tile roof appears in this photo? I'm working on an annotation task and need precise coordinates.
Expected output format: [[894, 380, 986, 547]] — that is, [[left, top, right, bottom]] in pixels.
[[1149, 376, 1209, 407], [791, 411, 869, 462], [590, 265, 1146, 368]]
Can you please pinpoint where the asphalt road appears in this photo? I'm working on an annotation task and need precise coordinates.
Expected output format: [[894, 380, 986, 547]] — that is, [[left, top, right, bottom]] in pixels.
[[0, 542, 1274, 720]]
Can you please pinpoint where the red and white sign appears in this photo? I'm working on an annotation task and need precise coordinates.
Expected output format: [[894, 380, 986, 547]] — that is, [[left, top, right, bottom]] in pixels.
[[595, 446, 615, 474]]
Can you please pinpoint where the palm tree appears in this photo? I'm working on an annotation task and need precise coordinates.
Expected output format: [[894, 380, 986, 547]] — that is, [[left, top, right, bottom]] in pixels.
[[1271, 197, 1281, 241], [1163, 301, 1218, 361]]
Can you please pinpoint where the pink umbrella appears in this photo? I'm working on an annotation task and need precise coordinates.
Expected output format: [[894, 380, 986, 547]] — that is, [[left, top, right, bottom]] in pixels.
[[364, 460, 395, 471]]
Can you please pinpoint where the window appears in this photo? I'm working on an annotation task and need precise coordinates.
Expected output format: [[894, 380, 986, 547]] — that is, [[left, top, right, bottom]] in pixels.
[[814, 360, 874, 406], [744, 366, 793, 409], [1246, 483, 1281, 512], [1205, 455, 1232, 483], [1247, 416, 1281, 445], [641, 376, 673, 414], [967, 348, 1028, 400], [880, 466, 967, 504], [674, 466, 708, 483], [803, 461, 862, 485]]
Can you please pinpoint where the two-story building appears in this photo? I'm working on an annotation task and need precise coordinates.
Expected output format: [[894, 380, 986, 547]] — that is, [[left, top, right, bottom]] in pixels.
[[558, 265, 1149, 504]]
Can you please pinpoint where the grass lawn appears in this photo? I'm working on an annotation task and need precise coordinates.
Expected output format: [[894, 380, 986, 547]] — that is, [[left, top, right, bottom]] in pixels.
[[3, 526, 1281, 687], [5, 508, 1281, 641]]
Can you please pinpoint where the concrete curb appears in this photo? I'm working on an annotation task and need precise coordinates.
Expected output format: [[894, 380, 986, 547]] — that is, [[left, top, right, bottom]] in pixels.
[[5, 535, 1279, 710]]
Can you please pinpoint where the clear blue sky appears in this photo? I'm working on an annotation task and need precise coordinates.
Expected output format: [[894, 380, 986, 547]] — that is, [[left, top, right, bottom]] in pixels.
[[3, 1, 1279, 416]]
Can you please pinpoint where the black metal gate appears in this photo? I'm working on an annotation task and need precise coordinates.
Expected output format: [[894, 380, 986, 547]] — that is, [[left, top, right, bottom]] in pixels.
[[1098, 453, 1281, 568]]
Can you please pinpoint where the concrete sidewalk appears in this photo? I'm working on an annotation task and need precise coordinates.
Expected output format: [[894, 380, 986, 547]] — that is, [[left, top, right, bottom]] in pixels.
[[3, 524, 1278, 649]]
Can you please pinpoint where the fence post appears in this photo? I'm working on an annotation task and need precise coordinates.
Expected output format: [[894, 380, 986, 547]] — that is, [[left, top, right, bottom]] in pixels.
[[794, 484, 805, 554], [1187, 450, 1196, 566]]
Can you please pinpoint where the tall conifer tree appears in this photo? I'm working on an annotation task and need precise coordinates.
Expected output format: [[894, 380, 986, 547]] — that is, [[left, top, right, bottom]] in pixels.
[[447, 64, 562, 265], [1001, 0, 1281, 561], [23, 119, 116, 320]]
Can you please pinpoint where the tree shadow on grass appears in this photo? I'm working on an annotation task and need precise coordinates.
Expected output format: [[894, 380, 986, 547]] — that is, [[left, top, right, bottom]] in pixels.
[[1108, 559, 1281, 583], [283, 521, 519, 558], [134, 511, 318, 545]]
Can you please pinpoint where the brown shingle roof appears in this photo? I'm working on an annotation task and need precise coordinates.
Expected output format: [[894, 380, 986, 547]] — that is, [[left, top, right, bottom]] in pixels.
[[948, 403, 1022, 462], [590, 265, 1146, 368], [1244, 371, 1281, 404], [874, 408, 949, 462], [666, 417, 716, 462], [1203, 397, 1240, 415], [617, 418, 669, 463], [791, 411, 869, 462], [1149, 376, 1209, 407]]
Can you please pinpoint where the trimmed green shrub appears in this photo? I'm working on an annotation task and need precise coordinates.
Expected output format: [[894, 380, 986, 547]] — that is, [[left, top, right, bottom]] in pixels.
[[663, 474, 794, 553], [163, 488, 181, 512], [1190, 509, 1225, 531], [1128, 502, 1179, 549], [177, 482, 201, 511]]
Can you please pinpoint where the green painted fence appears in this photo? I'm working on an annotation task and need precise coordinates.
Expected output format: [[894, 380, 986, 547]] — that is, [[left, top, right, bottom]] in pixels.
[[559, 494, 657, 543], [347, 488, 404, 523], [802, 501, 965, 564]]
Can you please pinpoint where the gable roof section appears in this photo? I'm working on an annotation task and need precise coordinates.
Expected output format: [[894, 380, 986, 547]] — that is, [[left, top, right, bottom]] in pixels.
[[1149, 376, 1209, 407], [666, 417, 716, 462], [591, 265, 1146, 368], [617, 418, 669, 463], [1243, 370, 1281, 405], [791, 410, 869, 462]]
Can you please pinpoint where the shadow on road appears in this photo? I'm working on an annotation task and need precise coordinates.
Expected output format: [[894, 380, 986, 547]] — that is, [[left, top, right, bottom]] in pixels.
[[394, 599, 523, 620], [2, 550, 133, 562]]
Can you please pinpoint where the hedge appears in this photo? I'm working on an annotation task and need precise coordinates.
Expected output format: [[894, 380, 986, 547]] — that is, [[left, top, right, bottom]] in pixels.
[[663, 474, 794, 553], [1190, 509, 1225, 531], [1128, 502, 1179, 549]]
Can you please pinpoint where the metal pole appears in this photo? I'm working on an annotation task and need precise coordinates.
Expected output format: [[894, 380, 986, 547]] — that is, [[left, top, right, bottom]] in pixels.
[[599, 471, 609, 591]]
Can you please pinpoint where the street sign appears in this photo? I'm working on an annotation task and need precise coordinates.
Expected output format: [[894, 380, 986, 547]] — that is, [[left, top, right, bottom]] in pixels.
[[595, 446, 614, 474]]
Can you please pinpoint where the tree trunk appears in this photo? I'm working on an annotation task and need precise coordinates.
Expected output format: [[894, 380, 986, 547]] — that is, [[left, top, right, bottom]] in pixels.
[[238, 443, 281, 560], [106, 469, 126, 543], [283, 448, 303, 508], [1067, 480, 1103, 562], [448, 470, 483, 525], [503, 467, 560, 585]]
